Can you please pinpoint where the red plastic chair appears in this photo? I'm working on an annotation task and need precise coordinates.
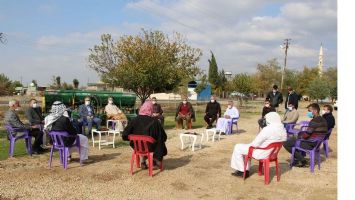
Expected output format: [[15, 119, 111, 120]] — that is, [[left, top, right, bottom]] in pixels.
[[243, 142, 283, 185], [128, 135, 163, 177]]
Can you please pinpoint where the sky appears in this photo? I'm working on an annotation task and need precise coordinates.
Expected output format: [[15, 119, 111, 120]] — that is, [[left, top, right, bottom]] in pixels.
[[0, 0, 337, 87]]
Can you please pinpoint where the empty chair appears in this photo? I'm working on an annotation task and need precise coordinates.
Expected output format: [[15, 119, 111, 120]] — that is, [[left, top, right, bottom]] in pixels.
[[243, 142, 283, 185], [5, 125, 32, 157], [48, 131, 81, 169], [128, 135, 163, 177]]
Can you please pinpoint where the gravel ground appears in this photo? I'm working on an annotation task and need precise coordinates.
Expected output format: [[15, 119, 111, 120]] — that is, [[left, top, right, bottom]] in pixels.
[[0, 109, 337, 200]]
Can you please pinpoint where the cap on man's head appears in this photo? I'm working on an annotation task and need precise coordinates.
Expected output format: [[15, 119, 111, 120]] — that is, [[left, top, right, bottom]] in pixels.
[[273, 85, 278, 90]]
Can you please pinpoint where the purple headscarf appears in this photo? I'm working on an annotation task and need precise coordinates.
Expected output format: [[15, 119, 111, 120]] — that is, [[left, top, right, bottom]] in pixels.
[[139, 101, 153, 116]]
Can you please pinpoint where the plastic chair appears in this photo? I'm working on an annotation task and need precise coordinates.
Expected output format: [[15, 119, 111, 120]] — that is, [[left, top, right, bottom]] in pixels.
[[5, 125, 32, 157], [322, 128, 333, 158], [128, 135, 163, 177], [226, 117, 239, 134], [243, 142, 283, 185], [287, 122, 309, 137], [290, 134, 326, 172], [48, 131, 81, 170]]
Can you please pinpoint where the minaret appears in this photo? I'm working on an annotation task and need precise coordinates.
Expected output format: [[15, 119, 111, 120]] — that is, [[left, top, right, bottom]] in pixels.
[[318, 43, 324, 77]]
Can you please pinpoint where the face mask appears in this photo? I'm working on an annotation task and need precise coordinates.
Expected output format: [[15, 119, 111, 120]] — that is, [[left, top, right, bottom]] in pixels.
[[183, 101, 187, 104], [108, 100, 113, 104], [265, 104, 270, 107], [211, 100, 215, 103], [32, 103, 37, 108], [228, 105, 232, 109], [287, 106, 293, 111], [272, 90, 276, 93], [152, 101, 156, 104], [15, 108, 20, 111], [307, 111, 314, 118], [85, 101, 90, 106], [63, 111, 69, 117]]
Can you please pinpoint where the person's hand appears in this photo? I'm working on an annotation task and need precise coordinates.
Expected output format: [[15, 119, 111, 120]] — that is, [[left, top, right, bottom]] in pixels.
[[225, 115, 231, 119], [31, 125, 39, 129]]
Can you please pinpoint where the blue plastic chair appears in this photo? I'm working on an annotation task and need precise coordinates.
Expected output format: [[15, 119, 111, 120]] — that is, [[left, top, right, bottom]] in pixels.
[[226, 117, 239, 134], [5, 125, 32, 157]]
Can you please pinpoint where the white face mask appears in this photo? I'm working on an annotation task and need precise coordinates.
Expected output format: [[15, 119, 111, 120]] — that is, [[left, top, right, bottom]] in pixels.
[[287, 106, 293, 111], [211, 99, 215, 103], [85, 101, 90, 106], [108, 100, 113, 104], [152, 101, 156, 104], [15, 108, 20, 111], [228, 105, 232, 109], [183, 101, 187, 104], [32, 103, 37, 108], [321, 110, 328, 115]]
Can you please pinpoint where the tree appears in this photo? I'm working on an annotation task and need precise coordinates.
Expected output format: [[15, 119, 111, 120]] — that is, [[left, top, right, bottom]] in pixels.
[[88, 29, 202, 103], [306, 78, 330, 102], [62, 82, 74, 90], [208, 51, 219, 92], [0, 73, 13, 96], [255, 58, 282, 95], [323, 67, 337, 102], [73, 79, 79, 89], [0, 32, 6, 44], [297, 66, 319, 96], [232, 73, 254, 106], [31, 80, 38, 87], [194, 74, 207, 94], [56, 76, 61, 88], [215, 69, 228, 98]]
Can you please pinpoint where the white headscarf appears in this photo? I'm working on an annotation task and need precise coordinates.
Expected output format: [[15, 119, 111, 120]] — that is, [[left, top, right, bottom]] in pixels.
[[44, 101, 69, 131]]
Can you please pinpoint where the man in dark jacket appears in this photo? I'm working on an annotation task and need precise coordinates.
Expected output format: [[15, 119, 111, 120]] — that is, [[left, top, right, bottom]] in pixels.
[[25, 99, 44, 126], [258, 99, 276, 128], [283, 103, 328, 167], [152, 97, 164, 126], [285, 86, 299, 110], [78, 96, 102, 135], [204, 95, 221, 129], [266, 85, 283, 111], [322, 104, 335, 130]]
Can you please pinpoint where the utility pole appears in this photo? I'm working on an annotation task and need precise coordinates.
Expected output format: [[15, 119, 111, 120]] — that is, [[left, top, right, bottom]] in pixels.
[[280, 38, 291, 91]]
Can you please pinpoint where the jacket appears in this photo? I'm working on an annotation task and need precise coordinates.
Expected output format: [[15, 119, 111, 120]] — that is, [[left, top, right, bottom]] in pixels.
[[78, 104, 95, 119], [175, 102, 196, 121], [285, 91, 299, 109], [25, 107, 44, 125], [205, 101, 221, 117], [266, 91, 283, 108]]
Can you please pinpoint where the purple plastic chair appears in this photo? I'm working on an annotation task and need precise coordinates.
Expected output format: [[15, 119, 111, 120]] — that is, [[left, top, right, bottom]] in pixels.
[[322, 128, 333, 158], [287, 121, 309, 137], [5, 125, 32, 157], [226, 117, 239, 135], [290, 134, 326, 172], [48, 131, 81, 169]]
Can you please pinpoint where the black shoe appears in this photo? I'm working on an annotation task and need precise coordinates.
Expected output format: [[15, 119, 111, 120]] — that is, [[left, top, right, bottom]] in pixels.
[[231, 170, 249, 178], [295, 160, 308, 168], [141, 162, 148, 170], [207, 125, 213, 129]]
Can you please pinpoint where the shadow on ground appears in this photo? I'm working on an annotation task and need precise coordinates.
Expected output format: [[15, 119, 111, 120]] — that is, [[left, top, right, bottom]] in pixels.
[[164, 155, 193, 170]]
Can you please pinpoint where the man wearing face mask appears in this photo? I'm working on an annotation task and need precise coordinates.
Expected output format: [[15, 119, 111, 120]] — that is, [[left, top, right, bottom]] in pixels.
[[258, 99, 276, 128], [216, 101, 239, 134], [25, 99, 46, 146], [105, 97, 128, 131], [283, 103, 328, 167], [284, 86, 299, 111], [151, 97, 164, 126], [78, 96, 102, 136], [266, 85, 283, 112], [282, 103, 299, 124], [204, 95, 221, 129], [175, 96, 195, 130], [321, 105, 335, 131], [4, 99, 44, 154]]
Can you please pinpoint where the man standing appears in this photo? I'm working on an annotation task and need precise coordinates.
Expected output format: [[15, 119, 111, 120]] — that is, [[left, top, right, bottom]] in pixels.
[[175, 96, 195, 130], [4, 100, 44, 154], [266, 85, 283, 111], [285, 86, 299, 110], [152, 97, 164, 126], [78, 96, 102, 135], [204, 95, 221, 129]]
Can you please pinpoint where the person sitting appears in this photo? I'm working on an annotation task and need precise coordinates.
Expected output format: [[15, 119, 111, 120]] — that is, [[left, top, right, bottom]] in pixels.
[[282, 103, 299, 124], [151, 97, 164, 126], [283, 103, 328, 167], [4, 99, 44, 154], [204, 95, 221, 129], [216, 101, 239, 134], [25, 98, 46, 146], [44, 101, 89, 162], [231, 112, 287, 178], [321, 104, 335, 131], [104, 96, 127, 130], [78, 96, 102, 135], [122, 100, 167, 169], [258, 99, 276, 128], [175, 96, 195, 130]]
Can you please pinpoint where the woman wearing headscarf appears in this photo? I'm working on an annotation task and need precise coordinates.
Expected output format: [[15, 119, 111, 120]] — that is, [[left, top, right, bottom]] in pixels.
[[122, 100, 167, 169], [230, 112, 287, 178], [44, 101, 89, 161]]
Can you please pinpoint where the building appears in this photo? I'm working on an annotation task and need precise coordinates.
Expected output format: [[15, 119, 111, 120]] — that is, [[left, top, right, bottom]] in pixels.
[[224, 71, 233, 81]]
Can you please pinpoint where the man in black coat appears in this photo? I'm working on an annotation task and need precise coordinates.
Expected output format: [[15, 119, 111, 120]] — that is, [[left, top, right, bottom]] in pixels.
[[266, 85, 283, 111], [25, 99, 44, 126], [322, 104, 335, 130], [285, 86, 299, 110], [204, 95, 221, 129]]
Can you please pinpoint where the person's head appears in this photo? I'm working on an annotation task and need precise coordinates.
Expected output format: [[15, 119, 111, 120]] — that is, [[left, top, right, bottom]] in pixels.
[[107, 97, 114, 104], [182, 96, 188, 104], [264, 99, 271, 107], [287, 86, 293, 94], [29, 99, 38, 108], [272, 85, 278, 92], [265, 112, 282, 126], [287, 103, 294, 111], [210, 95, 216, 103], [139, 100, 153, 116], [152, 97, 157, 104], [84, 96, 91, 106], [322, 105, 333, 115], [307, 103, 320, 118], [9, 99, 20, 111], [50, 101, 67, 116], [228, 101, 234, 109]]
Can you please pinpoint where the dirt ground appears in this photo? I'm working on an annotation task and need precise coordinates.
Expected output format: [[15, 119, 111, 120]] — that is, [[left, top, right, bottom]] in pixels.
[[0, 108, 337, 200]]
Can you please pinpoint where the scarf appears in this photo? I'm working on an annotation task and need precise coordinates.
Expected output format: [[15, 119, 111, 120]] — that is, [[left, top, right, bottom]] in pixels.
[[44, 101, 68, 131], [139, 101, 153, 116]]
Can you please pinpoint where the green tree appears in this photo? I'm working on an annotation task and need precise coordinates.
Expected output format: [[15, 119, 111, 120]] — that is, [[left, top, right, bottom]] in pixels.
[[306, 78, 330, 102], [56, 76, 61, 88], [232, 73, 254, 106], [73, 79, 79, 89], [297, 66, 319, 96], [194, 75, 207, 94], [208, 51, 219, 92], [62, 82, 74, 90], [255, 58, 282, 95], [216, 69, 228, 98], [0, 73, 13, 95], [323, 67, 337, 101], [88, 29, 202, 103], [11, 80, 23, 88]]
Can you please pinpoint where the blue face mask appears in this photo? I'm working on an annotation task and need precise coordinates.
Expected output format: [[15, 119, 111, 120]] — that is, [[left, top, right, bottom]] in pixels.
[[307, 111, 314, 118]]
